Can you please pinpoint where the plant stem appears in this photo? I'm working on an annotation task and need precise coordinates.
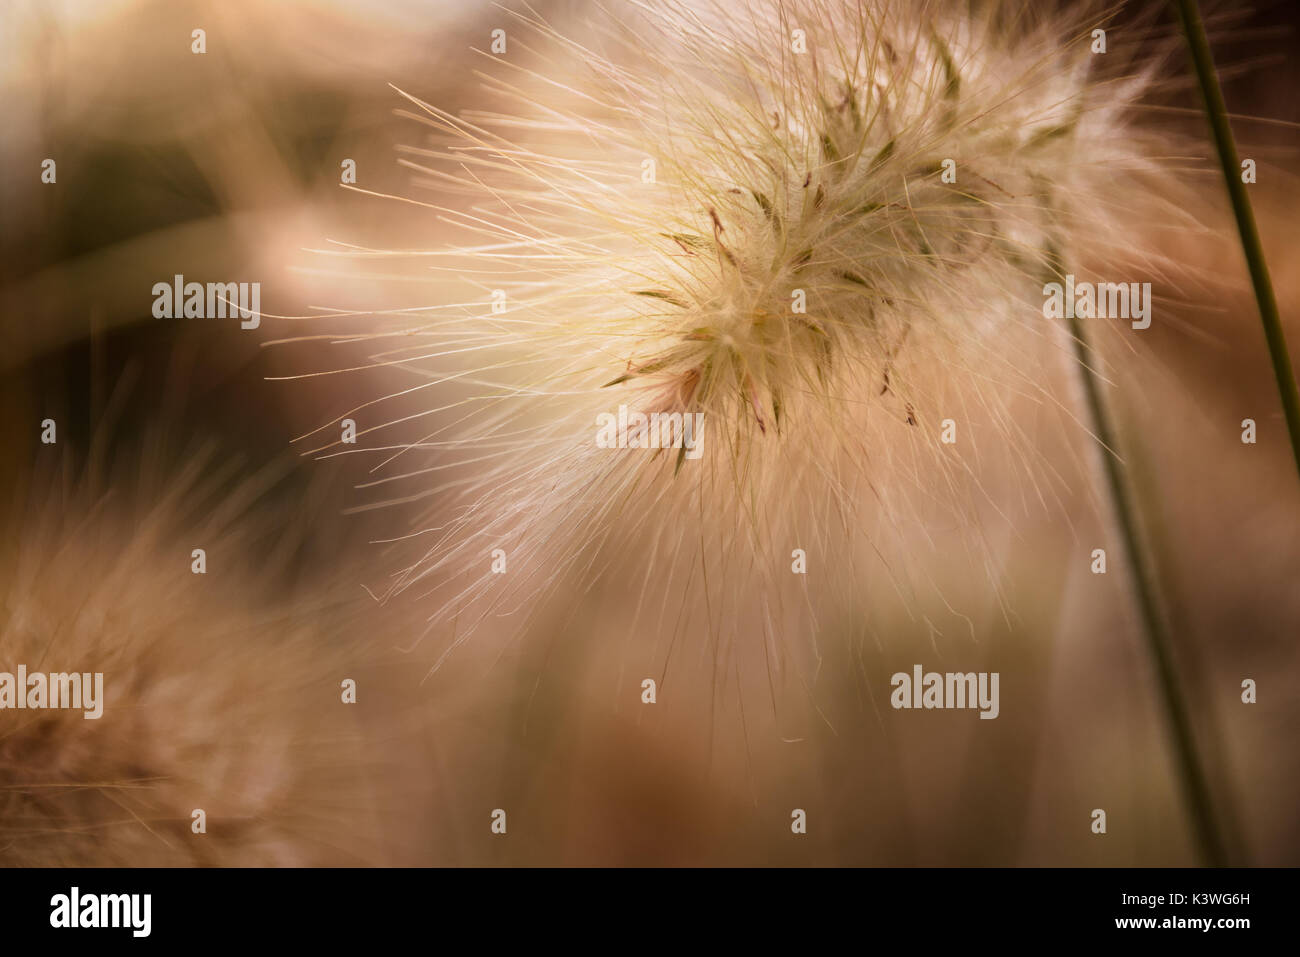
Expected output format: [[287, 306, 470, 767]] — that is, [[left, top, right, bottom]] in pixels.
[[1065, 312, 1229, 867], [1174, 0, 1300, 479]]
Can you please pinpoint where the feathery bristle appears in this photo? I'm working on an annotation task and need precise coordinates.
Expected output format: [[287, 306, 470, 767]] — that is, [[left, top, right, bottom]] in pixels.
[[297, 0, 1192, 666]]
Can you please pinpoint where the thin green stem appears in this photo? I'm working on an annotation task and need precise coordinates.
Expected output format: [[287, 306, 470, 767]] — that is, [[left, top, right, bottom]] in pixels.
[[1065, 312, 1229, 867], [1174, 0, 1300, 479], [1039, 217, 1229, 865]]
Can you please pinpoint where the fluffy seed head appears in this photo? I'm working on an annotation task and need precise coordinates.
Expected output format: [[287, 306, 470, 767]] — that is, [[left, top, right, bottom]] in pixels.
[[304, 0, 1185, 659], [0, 456, 385, 865]]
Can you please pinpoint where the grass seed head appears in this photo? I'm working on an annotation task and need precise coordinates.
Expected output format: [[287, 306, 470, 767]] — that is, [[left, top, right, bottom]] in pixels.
[[309, 0, 1191, 660]]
